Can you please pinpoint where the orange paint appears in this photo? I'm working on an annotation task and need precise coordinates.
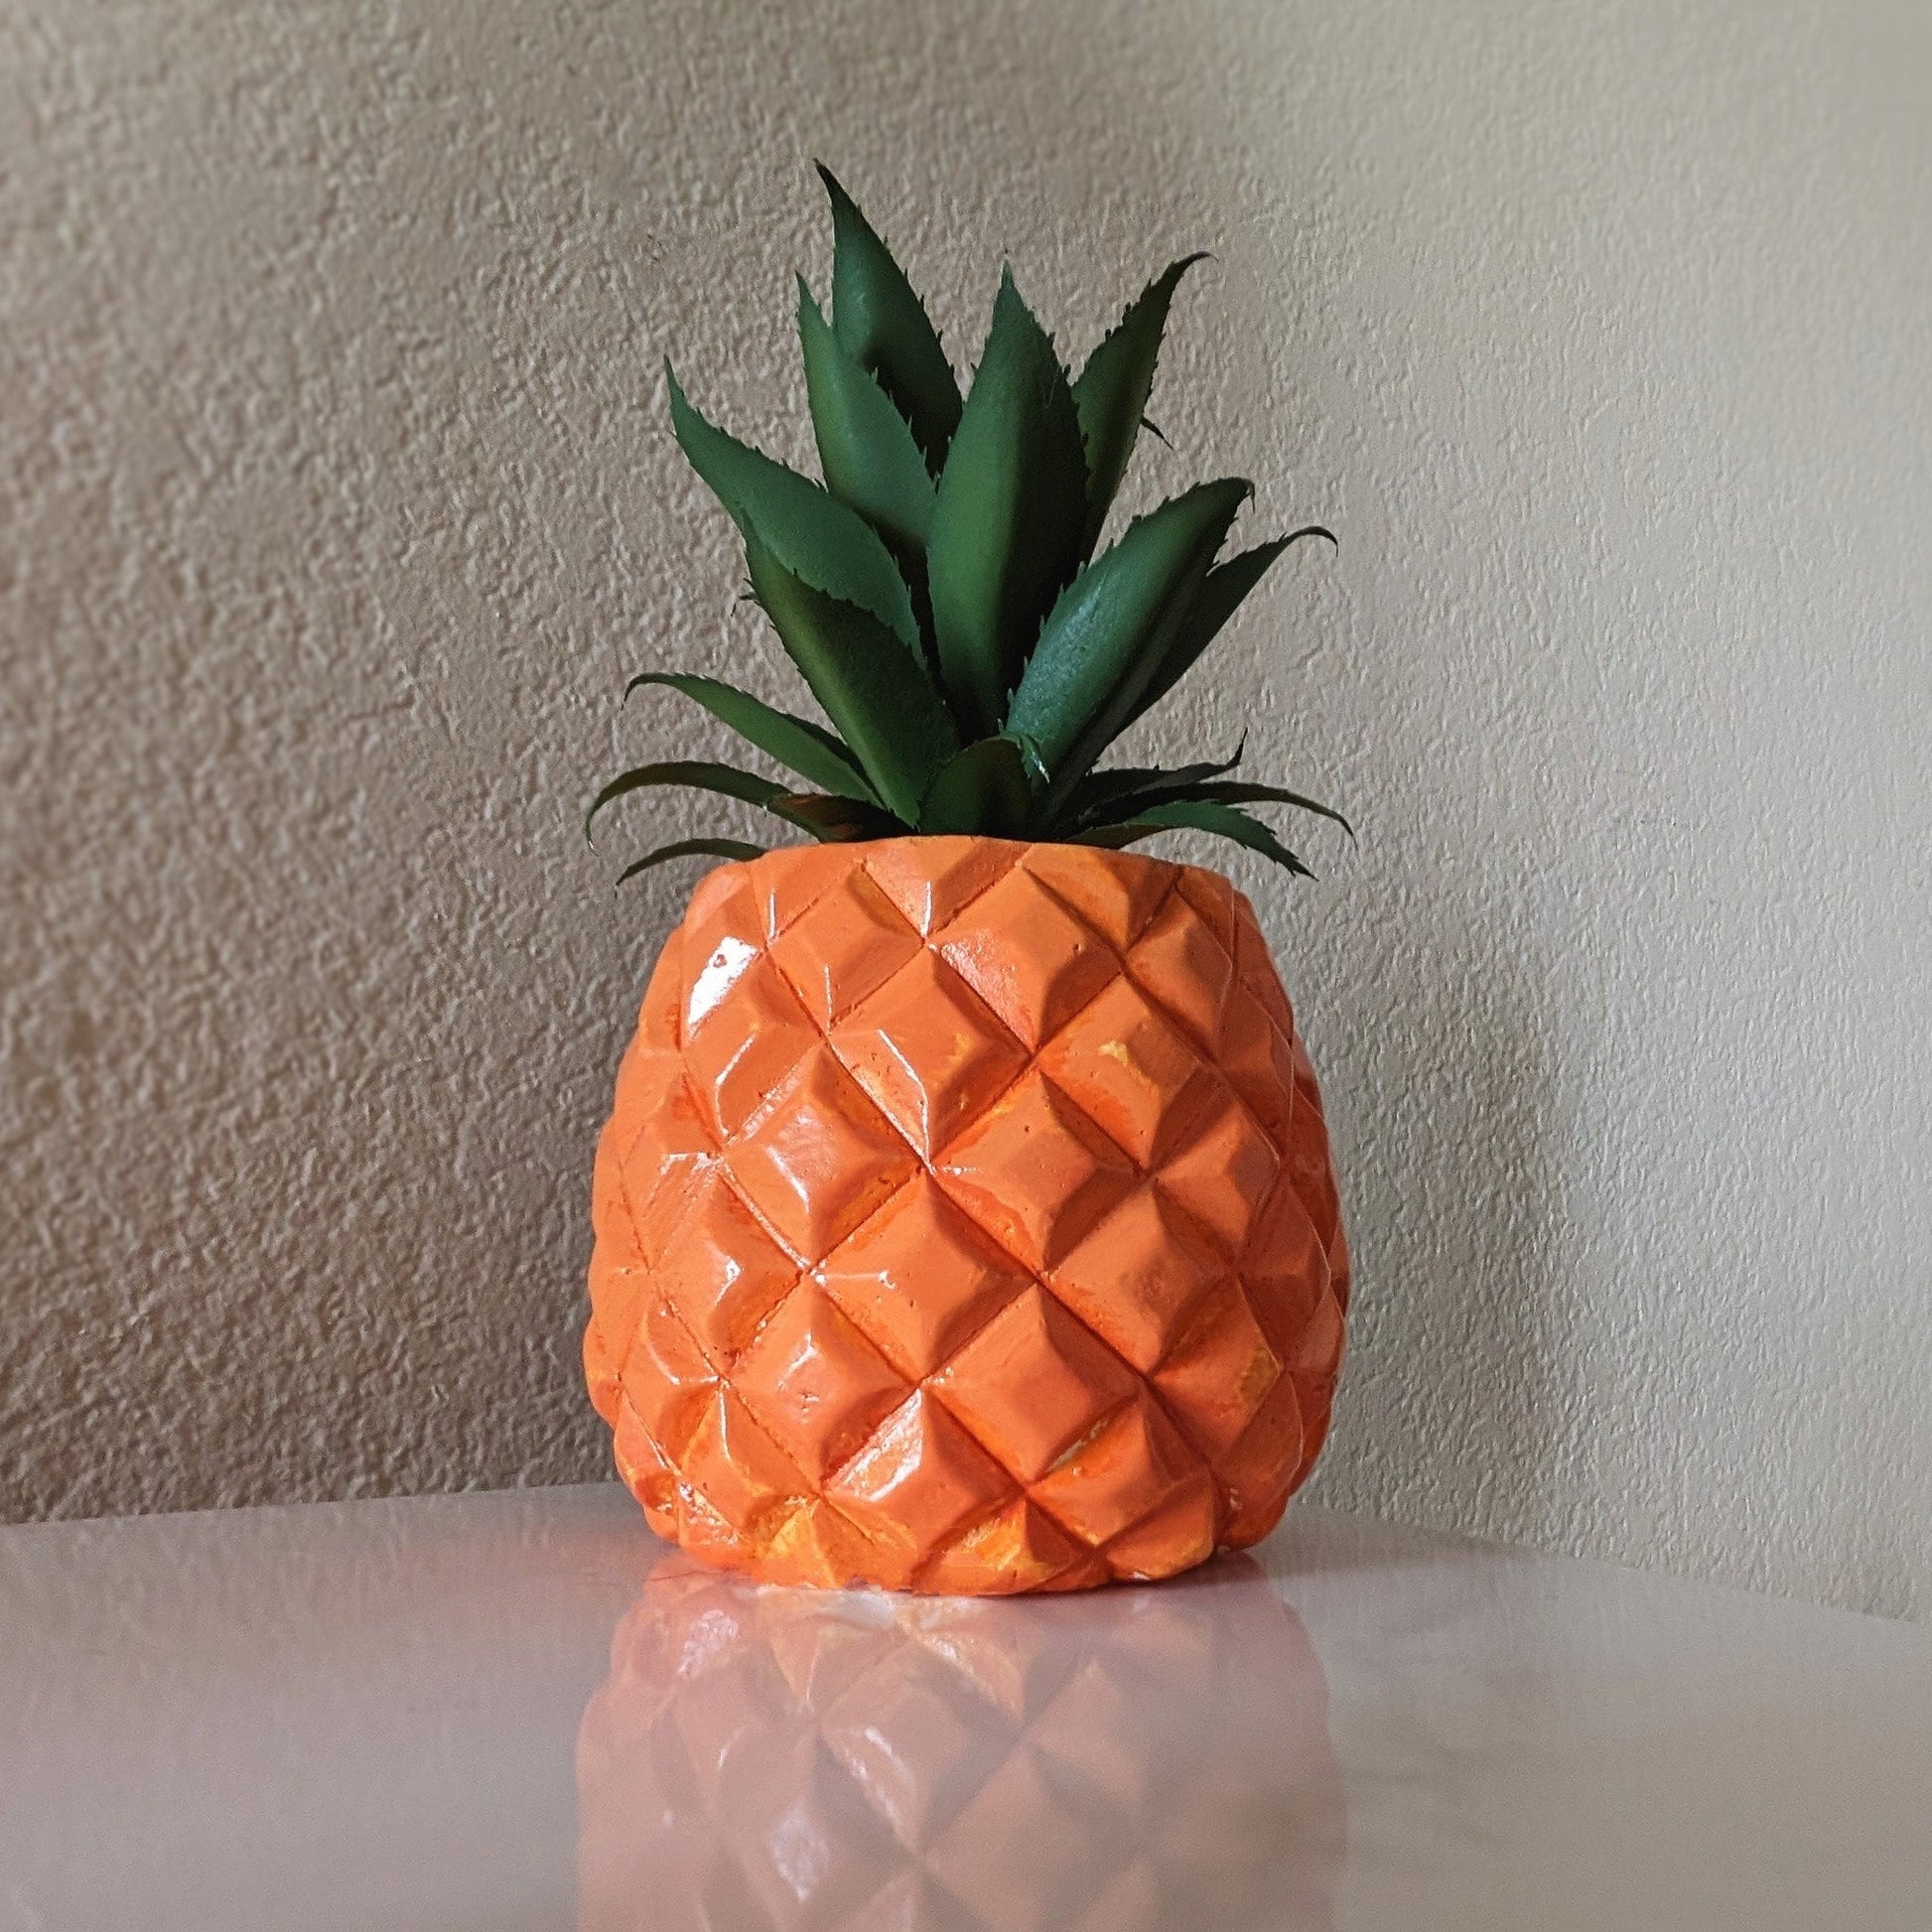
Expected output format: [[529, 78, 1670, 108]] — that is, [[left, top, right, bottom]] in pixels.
[[585, 838, 1348, 1593]]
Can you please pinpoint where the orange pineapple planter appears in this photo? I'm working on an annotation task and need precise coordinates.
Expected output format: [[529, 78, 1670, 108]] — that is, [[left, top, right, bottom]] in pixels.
[[585, 837, 1347, 1594], [584, 167, 1354, 1592]]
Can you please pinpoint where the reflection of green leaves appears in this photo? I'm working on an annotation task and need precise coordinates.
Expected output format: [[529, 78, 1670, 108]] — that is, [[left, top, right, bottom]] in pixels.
[[818, 163, 962, 469], [927, 272, 1090, 739], [624, 672, 878, 802], [615, 838, 765, 888]]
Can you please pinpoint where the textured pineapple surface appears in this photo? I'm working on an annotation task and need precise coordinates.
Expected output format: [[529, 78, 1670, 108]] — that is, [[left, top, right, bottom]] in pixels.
[[586, 838, 1347, 1593], [577, 1549, 1343, 1931]]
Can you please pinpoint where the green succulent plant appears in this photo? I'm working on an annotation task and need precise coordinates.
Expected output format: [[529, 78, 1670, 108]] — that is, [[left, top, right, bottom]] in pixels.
[[590, 164, 1346, 884]]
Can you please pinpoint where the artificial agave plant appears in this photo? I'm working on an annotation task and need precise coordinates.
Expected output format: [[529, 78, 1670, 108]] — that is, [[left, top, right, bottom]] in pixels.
[[589, 163, 1345, 877]]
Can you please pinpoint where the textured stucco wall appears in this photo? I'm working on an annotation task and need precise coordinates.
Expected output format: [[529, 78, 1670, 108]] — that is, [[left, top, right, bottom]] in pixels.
[[3, 0, 1927, 1616]]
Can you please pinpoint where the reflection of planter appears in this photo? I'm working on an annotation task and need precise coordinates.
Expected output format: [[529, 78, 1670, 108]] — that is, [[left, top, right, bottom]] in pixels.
[[586, 839, 1350, 1594], [577, 1549, 1343, 1931]]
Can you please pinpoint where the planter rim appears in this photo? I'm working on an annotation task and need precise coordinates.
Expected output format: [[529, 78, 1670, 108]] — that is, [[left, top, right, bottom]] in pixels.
[[688, 831, 1249, 894]]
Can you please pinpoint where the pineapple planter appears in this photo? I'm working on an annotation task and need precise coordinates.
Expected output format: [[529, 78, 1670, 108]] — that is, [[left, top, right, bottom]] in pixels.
[[586, 169, 1349, 1593]]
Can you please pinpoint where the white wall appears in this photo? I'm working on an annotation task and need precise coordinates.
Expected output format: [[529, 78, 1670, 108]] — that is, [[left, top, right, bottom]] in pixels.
[[4, 0, 1926, 1616]]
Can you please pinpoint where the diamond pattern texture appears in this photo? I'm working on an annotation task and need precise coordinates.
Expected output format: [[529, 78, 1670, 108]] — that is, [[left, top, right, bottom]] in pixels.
[[585, 838, 1348, 1594], [576, 1549, 1344, 1931]]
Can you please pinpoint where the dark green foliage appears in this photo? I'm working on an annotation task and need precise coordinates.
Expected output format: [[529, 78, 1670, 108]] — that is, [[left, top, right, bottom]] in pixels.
[[615, 837, 766, 886], [926, 270, 1090, 740], [623, 672, 879, 802], [1074, 797, 1314, 877], [587, 756, 901, 850], [916, 735, 1040, 839], [1071, 255, 1205, 555], [1064, 745, 1246, 821], [818, 163, 962, 470], [1008, 479, 1252, 816], [594, 171, 1344, 884], [797, 281, 936, 559], [1169, 780, 1352, 838], [1124, 526, 1336, 731], [665, 364, 920, 651], [742, 533, 958, 826], [587, 759, 787, 842], [769, 791, 903, 842]]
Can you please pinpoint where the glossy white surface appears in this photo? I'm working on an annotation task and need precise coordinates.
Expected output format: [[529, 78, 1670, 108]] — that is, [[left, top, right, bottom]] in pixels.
[[2, 1486, 1926, 1931]]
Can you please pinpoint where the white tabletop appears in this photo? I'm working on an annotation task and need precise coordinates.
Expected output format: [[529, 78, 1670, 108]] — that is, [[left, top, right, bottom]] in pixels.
[[1, 1484, 1925, 1931]]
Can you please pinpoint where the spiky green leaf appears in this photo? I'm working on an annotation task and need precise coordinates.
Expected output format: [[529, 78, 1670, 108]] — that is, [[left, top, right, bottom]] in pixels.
[[624, 671, 880, 804], [926, 271, 1091, 740], [1072, 797, 1313, 875], [797, 281, 936, 557], [1126, 526, 1334, 729], [817, 163, 962, 470], [615, 837, 766, 887], [1008, 479, 1251, 813], [1071, 255, 1204, 553], [1063, 822, 1151, 851], [917, 734, 1039, 838], [744, 532, 958, 825], [1169, 779, 1352, 837], [1066, 744, 1245, 823], [665, 363, 920, 654], [771, 791, 904, 842], [586, 759, 787, 843]]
